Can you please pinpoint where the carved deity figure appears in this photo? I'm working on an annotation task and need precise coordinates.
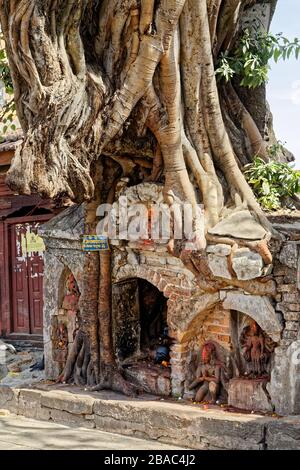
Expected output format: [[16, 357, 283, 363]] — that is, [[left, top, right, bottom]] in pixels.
[[240, 320, 275, 378], [52, 321, 69, 366], [188, 342, 222, 404], [62, 273, 80, 311]]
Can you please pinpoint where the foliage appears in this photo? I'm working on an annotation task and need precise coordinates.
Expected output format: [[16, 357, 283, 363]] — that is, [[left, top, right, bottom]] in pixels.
[[244, 156, 300, 210], [216, 29, 300, 88], [266, 140, 287, 159], [0, 31, 16, 141]]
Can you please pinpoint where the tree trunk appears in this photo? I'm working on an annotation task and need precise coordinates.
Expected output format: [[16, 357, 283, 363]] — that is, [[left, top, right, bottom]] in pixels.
[[0, 0, 278, 390]]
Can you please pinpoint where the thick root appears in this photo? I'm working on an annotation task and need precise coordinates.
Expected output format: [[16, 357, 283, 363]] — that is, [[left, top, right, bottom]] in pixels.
[[60, 330, 96, 386], [90, 365, 139, 396]]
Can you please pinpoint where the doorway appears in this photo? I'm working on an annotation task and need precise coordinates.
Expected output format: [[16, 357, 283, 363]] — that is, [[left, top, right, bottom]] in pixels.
[[112, 278, 168, 362], [9, 221, 45, 335]]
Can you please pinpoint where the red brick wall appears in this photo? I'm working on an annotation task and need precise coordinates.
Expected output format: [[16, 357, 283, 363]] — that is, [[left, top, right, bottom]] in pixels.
[[203, 305, 231, 349]]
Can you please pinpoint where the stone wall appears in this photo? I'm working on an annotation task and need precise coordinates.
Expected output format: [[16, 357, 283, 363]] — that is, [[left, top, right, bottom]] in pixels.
[[40, 205, 85, 380], [111, 239, 283, 400], [39, 198, 300, 416], [268, 239, 300, 415]]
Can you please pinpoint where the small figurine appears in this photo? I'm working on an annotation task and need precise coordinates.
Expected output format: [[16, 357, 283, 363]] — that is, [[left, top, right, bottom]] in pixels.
[[188, 342, 222, 404], [154, 326, 172, 364], [240, 320, 276, 378]]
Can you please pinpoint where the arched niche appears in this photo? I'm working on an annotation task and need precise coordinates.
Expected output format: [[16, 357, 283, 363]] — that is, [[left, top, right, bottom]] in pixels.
[[58, 266, 81, 312], [112, 276, 172, 397], [169, 290, 282, 398], [221, 291, 282, 342], [112, 277, 168, 363]]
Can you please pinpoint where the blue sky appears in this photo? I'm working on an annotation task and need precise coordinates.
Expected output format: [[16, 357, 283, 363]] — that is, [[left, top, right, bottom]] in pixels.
[[267, 0, 300, 166]]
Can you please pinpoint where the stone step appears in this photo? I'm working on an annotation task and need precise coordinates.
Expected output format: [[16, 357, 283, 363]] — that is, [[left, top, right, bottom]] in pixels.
[[1, 384, 299, 449], [2, 335, 44, 350]]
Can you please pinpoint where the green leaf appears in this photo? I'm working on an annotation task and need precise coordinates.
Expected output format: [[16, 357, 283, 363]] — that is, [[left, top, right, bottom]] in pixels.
[[274, 48, 281, 63], [262, 181, 270, 195], [245, 155, 300, 210], [214, 29, 300, 88]]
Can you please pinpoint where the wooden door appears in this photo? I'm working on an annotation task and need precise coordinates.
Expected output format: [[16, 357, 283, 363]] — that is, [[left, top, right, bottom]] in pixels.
[[26, 225, 44, 334], [10, 222, 45, 335], [10, 224, 30, 333]]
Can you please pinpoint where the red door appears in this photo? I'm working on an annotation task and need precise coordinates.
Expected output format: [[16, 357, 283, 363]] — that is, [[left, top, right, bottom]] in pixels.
[[27, 250, 44, 334], [10, 222, 44, 335]]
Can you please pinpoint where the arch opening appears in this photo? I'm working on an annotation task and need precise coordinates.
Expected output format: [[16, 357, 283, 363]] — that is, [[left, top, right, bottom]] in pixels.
[[112, 278, 171, 396], [51, 267, 81, 374], [174, 302, 278, 411]]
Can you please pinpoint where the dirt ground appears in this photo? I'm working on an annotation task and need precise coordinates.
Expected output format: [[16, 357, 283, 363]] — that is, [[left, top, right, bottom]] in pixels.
[[0, 341, 44, 387]]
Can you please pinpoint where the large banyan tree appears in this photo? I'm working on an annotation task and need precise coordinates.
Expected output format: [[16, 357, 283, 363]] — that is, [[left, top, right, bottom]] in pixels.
[[0, 0, 280, 392]]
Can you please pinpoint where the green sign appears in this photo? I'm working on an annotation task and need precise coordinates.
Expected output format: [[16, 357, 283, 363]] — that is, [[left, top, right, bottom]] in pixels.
[[82, 235, 109, 252]]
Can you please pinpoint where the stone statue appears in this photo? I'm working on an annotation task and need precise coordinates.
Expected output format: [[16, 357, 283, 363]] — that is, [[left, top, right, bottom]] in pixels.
[[188, 342, 222, 404], [240, 320, 276, 378]]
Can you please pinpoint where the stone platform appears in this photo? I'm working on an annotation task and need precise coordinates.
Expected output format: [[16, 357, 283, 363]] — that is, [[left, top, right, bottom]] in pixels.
[[228, 378, 273, 413], [1, 384, 300, 449], [124, 363, 171, 397]]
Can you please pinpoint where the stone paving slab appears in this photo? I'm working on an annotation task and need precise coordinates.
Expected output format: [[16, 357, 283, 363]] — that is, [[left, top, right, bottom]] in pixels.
[[0, 384, 299, 450], [0, 412, 182, 450]]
